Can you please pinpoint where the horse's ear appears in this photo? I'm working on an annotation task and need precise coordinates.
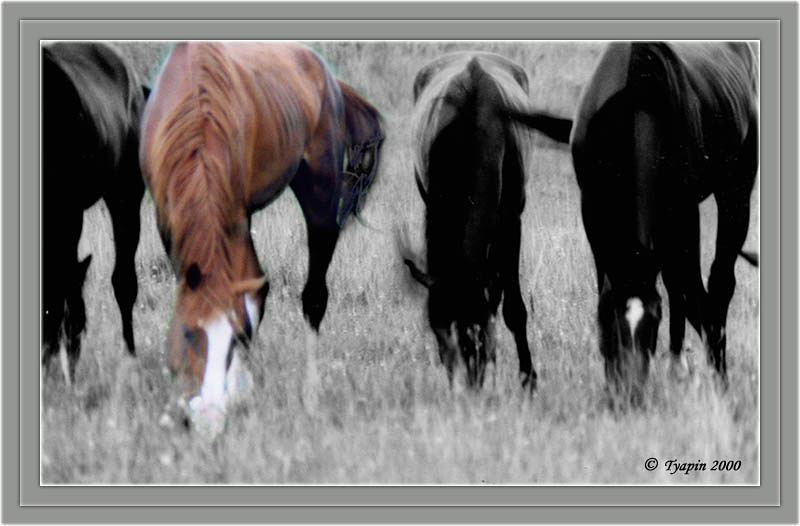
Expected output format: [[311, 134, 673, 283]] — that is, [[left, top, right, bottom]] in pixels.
[[186, 263, 202, 291], [232, 275, 269, 298], [405, 259, 435, 289], [142, 85, 151, 101]]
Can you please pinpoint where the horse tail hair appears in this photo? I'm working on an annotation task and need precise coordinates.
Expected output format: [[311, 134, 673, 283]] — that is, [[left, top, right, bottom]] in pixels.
[[394, 222, 433, 291], [630, 42, 704, 156], [500, 107, 573, 144], [738, 250, 759, 267]]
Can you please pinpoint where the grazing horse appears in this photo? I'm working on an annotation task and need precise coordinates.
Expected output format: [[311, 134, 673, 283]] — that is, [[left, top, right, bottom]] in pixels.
[[42, 42, 149, 383], [516, 42, 759, 398], [403, 52, 538, 390], [140, 42, 383, 434]]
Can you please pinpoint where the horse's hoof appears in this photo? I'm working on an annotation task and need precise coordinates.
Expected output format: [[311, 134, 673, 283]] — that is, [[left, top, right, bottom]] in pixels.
[[520, 370, 537, 393], [668, 353, 690, 381], [713, 372, 730, 392]]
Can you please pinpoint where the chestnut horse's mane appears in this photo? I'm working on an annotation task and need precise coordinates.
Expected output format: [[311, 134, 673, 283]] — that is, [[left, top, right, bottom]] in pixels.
[[148, 42, 246, 317]]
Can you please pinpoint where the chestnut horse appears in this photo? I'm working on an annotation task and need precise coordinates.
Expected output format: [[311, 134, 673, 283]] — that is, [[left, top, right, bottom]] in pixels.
[[140, 42, 383, 434]]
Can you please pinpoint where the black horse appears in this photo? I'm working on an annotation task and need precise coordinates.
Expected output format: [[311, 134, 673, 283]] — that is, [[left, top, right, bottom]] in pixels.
[[514, 42, 759, 398], [403, 52, 539, 390], [42, 42, 150, 382]]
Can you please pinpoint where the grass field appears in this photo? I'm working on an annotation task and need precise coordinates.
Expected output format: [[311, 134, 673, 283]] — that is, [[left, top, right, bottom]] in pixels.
[[41, 41, 759, 484]]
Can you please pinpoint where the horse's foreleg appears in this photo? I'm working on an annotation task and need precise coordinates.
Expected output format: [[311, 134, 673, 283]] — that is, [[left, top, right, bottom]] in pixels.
[[290, 159, 341, 332], [106, 168, 144, 355]]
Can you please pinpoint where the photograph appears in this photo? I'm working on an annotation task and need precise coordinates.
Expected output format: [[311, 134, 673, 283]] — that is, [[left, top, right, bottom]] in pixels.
[[40, 39, 760, 485]]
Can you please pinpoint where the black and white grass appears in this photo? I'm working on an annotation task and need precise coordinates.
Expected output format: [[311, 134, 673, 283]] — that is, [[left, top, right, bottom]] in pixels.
[[41, 41, 759, 484]]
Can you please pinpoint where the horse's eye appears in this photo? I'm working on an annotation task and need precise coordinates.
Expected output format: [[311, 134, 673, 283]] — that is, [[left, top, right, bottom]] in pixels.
[[183, 329, 194, 344]]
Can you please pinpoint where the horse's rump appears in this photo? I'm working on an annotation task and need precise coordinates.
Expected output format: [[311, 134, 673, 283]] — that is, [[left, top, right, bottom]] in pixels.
[[43, 42, 144, 166], [572, 42, 758, 153], [669, 42, 758, 141], [411, 52, 532, 192]]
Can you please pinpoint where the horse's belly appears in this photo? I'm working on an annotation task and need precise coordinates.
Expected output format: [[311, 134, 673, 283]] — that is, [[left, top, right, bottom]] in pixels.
[[247, 159, 301, 213]]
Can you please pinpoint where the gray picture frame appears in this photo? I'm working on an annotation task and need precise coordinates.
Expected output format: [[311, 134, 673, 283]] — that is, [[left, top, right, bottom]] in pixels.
[[4, 2, 797, 523]]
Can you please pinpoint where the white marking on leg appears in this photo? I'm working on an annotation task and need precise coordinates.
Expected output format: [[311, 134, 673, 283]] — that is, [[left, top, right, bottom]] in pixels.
[[58, 343, 71, 387], [625, 297, 644, 337], [200, 312, 234, 411]]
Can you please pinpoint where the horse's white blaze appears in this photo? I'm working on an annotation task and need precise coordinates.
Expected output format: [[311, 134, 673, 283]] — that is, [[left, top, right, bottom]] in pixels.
[[244, 293, 260, 331], [199, 312, 233, 410], [625, 297, 645, 337]]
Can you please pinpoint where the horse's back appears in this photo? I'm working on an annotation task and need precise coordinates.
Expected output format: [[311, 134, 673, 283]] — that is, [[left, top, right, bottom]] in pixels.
[[671, 42, 758, 140], [142, 41, 337, 198]]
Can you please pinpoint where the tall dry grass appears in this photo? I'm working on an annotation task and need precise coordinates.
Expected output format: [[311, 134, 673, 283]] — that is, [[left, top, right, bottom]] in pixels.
[[41, 41, 759, 484]]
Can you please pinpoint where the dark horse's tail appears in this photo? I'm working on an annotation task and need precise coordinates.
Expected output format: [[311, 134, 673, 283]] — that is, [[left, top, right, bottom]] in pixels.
[[336, 79, 385, 225], [500, 107, 573, 144], [630, 42, 705, 158]]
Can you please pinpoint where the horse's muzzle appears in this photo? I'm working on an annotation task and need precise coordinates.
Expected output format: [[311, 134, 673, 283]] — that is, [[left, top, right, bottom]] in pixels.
[[181, 395, 227, 439]]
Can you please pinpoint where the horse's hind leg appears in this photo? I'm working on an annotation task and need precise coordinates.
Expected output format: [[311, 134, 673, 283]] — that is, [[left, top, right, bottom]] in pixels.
[[498, 151, 535, 391], [706, 131, 757, 380], [290, 154, 342, 332], [105, 164, 144, 355], [659, 199, 702, 380], [499, 212, 536, 391], [706, 188, 751, 379]]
